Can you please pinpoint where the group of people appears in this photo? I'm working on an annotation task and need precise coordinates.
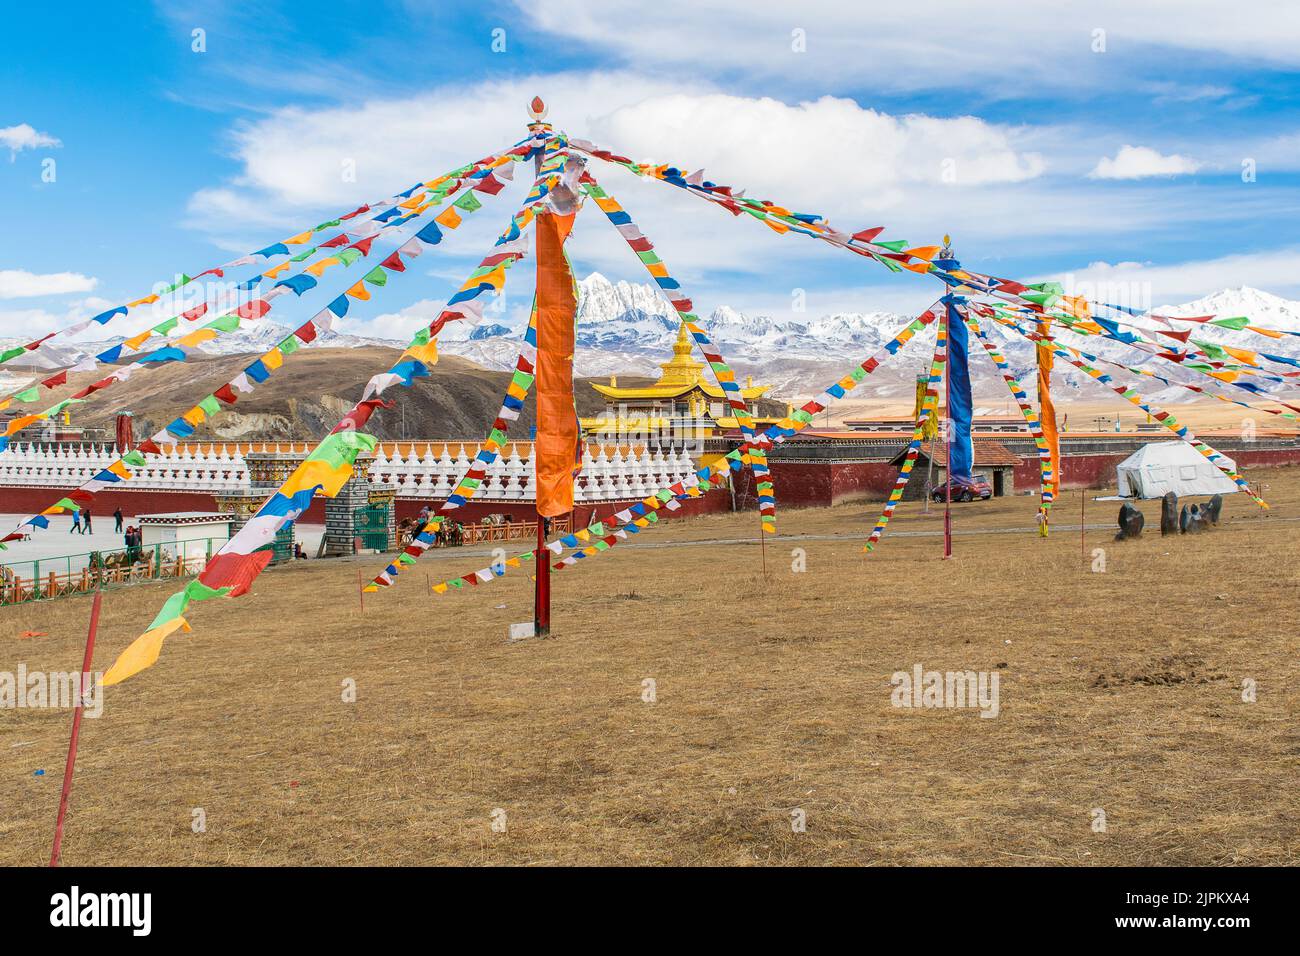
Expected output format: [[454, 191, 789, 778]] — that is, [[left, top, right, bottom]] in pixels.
[[85, 507, 142, 562], [68, 507, 127, 536], [122, 522, 143, 564]]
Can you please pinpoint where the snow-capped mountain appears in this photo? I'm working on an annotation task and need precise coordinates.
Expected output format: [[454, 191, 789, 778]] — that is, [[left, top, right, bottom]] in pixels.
[[4, 282, 1298, 407], [193, 322, 402, 356]]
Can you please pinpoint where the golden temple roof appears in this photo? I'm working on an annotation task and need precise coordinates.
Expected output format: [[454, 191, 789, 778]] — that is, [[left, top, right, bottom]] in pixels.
[[591, 323, 770, 401]]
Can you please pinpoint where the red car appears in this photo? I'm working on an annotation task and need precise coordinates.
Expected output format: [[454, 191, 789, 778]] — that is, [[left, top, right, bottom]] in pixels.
[[931, 474, 993, 503]]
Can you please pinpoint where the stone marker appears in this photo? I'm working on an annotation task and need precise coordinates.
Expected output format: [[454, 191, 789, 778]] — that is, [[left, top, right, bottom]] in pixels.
[[1161, 492, 1179, 536], [1181, 502, 1212, 534], [1115, 502, 1145, 541]]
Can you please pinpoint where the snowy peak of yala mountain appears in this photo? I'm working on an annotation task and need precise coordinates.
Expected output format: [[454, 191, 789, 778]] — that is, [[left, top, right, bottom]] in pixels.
[[191, 322, 402, 356], [1152, 287, 1300, 335], [572, 271, 895, 365], [425, 271, 905, 384]]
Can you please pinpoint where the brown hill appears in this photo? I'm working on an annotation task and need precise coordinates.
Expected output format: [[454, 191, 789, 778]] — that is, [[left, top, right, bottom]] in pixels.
[[33, 347, 785, 442]]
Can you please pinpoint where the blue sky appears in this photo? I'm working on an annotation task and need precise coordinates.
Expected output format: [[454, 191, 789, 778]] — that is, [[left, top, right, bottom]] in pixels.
[[2, 0, 1298, 344]]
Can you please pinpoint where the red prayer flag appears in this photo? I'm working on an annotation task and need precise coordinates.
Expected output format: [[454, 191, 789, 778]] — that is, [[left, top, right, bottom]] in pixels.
[[236, 299, 271, 320]]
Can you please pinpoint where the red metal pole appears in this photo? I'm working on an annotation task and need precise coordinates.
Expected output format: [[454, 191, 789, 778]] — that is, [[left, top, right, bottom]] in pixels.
[[50, 589, 101, 867], [1080, 464, 1086, 567], [534, 516, 551, 637]]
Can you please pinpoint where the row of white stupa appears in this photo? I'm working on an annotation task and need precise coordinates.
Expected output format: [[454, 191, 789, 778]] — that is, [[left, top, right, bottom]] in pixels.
[[0, 441, 701, 501]]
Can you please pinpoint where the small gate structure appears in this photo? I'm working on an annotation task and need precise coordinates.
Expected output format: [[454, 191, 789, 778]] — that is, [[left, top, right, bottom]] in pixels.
[[353, 504, 390, 552], [270, 526, 295, 564]]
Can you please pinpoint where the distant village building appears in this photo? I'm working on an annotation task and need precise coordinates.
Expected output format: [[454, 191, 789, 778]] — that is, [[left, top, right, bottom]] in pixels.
[[889, 439, 1022, 499], [844, 414, 1029, 434]]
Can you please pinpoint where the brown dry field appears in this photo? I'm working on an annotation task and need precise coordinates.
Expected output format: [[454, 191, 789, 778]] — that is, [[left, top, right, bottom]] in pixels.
[[2, 467, 1298, 866]]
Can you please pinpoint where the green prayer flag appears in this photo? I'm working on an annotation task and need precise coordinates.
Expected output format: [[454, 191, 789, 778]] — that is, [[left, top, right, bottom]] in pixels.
[[305, 430, 378, 470], [205, 313, 242, 333], [453, 192, 483, 213], [1193, 340, 1229, 361]]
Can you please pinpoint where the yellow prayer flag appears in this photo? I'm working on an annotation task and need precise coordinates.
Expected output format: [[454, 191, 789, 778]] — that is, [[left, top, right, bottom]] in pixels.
[[177, 328, 217, 348], [102, 618, 191, 686], [305, 257, 340, 277]]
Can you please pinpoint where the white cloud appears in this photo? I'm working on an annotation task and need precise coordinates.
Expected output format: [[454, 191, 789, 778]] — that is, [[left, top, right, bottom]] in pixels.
[[0, 269, 98, 299], [186, 74, 1046, 259], [0, 308, 63, 340], [185, 72, 693, 236], [588, 94, 1044, 209], [0, 296, 120, 342], [1253, 132, 1300, 171], [0, 123, 61, 160], [520, 0, 1300, 93], [1038, 247, 1300, 307], [1089, 145, 1202, 180]]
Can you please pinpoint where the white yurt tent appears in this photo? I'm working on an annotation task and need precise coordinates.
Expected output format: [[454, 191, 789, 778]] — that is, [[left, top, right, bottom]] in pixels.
[[1115, 441, 1238, 499]]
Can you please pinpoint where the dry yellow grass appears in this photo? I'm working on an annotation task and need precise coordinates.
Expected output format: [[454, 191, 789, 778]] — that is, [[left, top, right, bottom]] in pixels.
[[2, 468, 1298, 866]]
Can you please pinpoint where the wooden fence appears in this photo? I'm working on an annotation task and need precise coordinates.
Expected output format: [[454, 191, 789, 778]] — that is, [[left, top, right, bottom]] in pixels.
[[0, 538, 222, 606]]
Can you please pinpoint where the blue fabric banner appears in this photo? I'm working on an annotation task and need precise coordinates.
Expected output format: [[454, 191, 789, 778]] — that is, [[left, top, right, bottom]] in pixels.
[[945, 297, 975, 484]]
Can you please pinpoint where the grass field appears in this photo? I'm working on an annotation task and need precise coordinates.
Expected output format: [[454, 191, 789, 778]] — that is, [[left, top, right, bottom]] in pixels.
[[2, 467, 1298, 866]]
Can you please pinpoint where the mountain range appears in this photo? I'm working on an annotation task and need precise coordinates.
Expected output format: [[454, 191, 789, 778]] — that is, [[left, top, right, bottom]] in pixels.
[[5, 280, 1300, 415]]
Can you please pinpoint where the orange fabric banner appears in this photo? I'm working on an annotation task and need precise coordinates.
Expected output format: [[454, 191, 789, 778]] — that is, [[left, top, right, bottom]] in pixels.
[[1036, 315, 1060, 499], [534, 210, 579, 518]]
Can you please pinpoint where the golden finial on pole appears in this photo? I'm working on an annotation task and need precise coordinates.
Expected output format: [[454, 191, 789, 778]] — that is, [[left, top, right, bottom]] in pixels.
[[527, 96, 548, 122]]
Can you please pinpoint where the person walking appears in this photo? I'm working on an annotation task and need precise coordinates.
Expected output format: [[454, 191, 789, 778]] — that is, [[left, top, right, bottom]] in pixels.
[[113, 507, 123, 533], [83, 509, 93, 534], [70, 510, 82, 534]]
